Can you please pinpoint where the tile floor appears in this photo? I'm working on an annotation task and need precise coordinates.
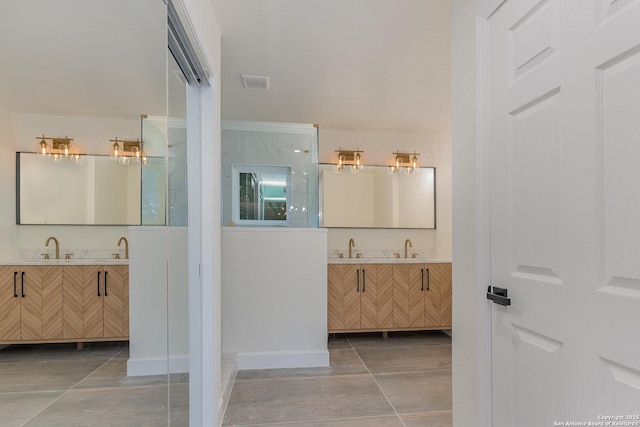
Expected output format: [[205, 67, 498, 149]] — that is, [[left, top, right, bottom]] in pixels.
[[222, 331, 452, 427], [0, 342, 187, 426]]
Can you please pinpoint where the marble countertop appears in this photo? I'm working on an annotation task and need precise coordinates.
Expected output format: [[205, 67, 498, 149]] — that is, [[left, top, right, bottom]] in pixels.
[[0, 258, 129, 266], [328, 257, 451, 264]]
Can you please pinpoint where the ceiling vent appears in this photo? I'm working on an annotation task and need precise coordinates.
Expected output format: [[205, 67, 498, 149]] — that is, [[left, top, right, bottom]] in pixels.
[[241, 74, 270, 90]]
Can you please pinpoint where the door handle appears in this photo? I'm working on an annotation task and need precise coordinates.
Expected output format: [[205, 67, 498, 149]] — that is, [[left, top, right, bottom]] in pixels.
[[97, 271, 101, 296], [21, 272, 25, 297], [362, 269, 366, 292], [13, 272, 18, 298], [487, 286, 511, 306], [356, 269, 360, 292], [104, 271, 108, 296]]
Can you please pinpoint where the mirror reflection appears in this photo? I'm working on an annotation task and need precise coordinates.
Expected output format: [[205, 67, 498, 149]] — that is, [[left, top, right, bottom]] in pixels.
[[232, 165, 291, 225], [319, 164, 436, 229]]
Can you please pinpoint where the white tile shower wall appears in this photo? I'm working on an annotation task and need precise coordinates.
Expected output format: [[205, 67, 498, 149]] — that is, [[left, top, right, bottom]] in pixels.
[[221, 123, 318, 228]]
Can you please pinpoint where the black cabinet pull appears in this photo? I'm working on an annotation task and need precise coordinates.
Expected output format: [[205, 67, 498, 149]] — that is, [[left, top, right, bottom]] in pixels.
[[356, 269, 360, 292], [97, 271, 101, 296], [104, 271, 108, 296], [425, 268, 430, 291], [421, 268, 424, 291], [362, 269, 366, 292], [21, 272, 25, 297], [13, 272, 18, 298]]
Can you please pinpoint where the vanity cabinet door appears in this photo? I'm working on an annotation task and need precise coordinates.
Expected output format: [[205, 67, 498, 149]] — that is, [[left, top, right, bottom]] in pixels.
[[0, 266, 43, 341], [41, 265, 63, 340], [328, 264, 346, 331], [83, 265, 128, 339], [376, 264, 394, 329], [422, 265, 441, 328], [0, 265, 22, 341], [103, 265, 126, 338], [62, 265, 84, 339], [393, 264, 424, 328], [342, 265, 361, 330], [359, 265, 378, 329], [432, 263, 452, 328]]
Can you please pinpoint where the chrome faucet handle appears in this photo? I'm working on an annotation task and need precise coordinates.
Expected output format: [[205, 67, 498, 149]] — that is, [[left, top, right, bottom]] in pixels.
[[41, 253, 50, 260]]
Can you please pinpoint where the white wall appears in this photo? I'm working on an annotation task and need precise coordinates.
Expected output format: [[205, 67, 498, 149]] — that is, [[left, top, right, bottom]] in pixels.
[[222, 227, 329, 369], [319, 128, 451, 260], [127, 227, 189, 375], [451, 0, 491, 426]]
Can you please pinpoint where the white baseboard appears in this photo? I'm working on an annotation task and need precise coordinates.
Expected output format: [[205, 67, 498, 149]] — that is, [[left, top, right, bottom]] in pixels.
[[236, 350, 329, 370], [127, 355, 189, 376]]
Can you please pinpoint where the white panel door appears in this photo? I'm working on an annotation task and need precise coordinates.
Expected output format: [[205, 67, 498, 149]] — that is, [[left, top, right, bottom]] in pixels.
[[485, 0, 640, 424]]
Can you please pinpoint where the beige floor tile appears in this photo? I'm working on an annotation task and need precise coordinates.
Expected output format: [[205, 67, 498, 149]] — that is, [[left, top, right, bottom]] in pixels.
[[236, 415, 405, 426], [0, 390, 64, 427], [327, 335, 352, 350], [374, 370, 452, 414], [170, 382, 189, 427], [235, 349, 367, 380], [0, 359, 106, 393], [24, 385, 170, 426], [73, 358, 167, 389], [356, 344, 451, 374], [401, 410, 452, 427], [222, 375, 394, 426]]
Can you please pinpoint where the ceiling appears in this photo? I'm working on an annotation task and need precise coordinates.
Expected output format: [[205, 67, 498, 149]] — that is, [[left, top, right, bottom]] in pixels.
[[0, 0, 451, 133], [0, 0, 167, 119], [212, 0, 451, 132]]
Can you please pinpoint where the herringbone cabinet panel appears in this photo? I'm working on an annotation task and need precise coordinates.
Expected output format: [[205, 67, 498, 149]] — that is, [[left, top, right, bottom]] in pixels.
[[343, 265, 361, 330], [408, 264, 426, 327], [359, 265, 377, 329], [327, 264, 345, 330], [393, 264, 410, 328], [435, 263, 452, 328], [376, 264, 394, 328], [103, 265, 125, 338], [424, 265, 441, 327], [20, 266, 42, 340], [83, 265, 103, 338], [41, 266, 63, 339], [0, 266, 21, 341], [63, 265, 84, 339]]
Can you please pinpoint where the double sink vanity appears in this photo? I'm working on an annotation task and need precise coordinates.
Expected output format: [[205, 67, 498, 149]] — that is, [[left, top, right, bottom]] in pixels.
[[328, 240, 451, 334], [0, 237, 130, 345]]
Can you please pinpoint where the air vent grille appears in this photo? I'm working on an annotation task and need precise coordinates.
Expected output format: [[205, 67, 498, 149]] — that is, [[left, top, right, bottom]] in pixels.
[[241, 74, 270, 90]]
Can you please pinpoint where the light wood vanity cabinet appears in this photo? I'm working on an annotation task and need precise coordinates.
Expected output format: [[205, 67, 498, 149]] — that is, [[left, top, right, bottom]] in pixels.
[[0, 264, 129, 344], [328, 264, 393, 331], [328, 262, 451, 333]]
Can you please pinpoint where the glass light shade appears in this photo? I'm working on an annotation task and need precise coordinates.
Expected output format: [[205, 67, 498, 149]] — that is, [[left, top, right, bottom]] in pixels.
[[39, 140, 48, 157]]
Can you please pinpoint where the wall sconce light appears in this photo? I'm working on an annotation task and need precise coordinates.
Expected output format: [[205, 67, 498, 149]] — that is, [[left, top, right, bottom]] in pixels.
[[110, 138, 145, 165], [389, 151, 420, 175], [36, 135, 75, 161], [335, 148, 364, 173]]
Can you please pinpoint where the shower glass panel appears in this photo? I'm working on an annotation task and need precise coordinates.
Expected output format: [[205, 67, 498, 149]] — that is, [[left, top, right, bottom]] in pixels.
[[221, 121, 319, 227]]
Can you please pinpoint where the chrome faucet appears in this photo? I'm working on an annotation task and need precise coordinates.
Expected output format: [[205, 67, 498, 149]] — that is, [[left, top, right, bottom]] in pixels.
[[118, 237, 129, 259], [45, 236, 60, 259], [404, 238, 413, 258], [348, 238, 355, 259]]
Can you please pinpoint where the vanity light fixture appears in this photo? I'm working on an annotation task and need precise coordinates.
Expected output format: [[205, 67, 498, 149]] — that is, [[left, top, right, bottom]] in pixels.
[[110, 138, 144, 165], [389, 151, 420, 175], [36, 135, 75, 161], [335, 148, 364, 173]]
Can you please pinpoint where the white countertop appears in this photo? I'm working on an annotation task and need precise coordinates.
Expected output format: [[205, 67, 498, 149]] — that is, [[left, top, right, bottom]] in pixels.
[[328, 257, 451, 264], [0, 258, 129, 266]]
